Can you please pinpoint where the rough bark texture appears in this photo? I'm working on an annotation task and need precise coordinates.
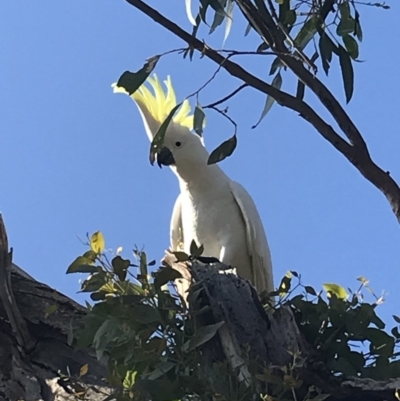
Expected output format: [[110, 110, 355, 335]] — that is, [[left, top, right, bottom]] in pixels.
[[0, 215, 399, 401], [0, 215, 111, 401], [165, 253, 400, 401]]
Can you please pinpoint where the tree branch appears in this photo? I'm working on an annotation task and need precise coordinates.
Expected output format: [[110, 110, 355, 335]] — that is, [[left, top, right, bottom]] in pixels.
[[124, 0, 400, 223], [0, 215, 35, 352]]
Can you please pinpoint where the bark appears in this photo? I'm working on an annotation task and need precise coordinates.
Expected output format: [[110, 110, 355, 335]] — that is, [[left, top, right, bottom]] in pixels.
[[164, 252, 400, 401], [0, 215, 111, 401]]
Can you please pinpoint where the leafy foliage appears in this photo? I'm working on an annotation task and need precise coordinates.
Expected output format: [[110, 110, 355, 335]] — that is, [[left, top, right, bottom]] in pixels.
[[68, 232, 400, 400], [187, 0, 373, 104], [278, 272, 400, 379]]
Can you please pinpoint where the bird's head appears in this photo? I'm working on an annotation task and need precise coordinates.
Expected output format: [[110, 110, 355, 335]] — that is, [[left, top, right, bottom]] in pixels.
[[113, 74, 209, 174]]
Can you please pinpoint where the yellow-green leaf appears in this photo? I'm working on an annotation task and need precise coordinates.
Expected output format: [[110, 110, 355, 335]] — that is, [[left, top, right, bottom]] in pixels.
[[90, 231, 105, 254], [323, 283, 348, 300], [80, 364, 89, 377]]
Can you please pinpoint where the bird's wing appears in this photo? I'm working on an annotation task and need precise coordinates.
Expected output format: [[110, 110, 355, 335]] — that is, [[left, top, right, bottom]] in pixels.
[[170, 193, 184, 251], [229, 180, 274, 295]]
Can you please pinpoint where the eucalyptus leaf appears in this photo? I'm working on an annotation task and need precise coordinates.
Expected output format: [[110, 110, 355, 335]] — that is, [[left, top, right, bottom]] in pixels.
[[343, 34, 359, 59], [66, 256, 98, 274], [154, 266, 183, 291], [185, 321, 225, 351], [252, 72, 282, 128], [337, 16, 356, 36], [355, 11, 363, 42], [244, 22, 252, 36], [193, 104, 206, 136], [338, 45, 354, 103], [149, 102, 182, 165], [319, 33, 333, 75], [269, 57, 284, 76], [207, 134, 237, 165], [114, 56, 160, 95], [294, 15, 318, 50]]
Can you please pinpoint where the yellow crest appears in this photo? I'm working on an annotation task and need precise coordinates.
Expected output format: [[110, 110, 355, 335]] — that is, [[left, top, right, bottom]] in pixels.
[[113, 74, 193, 129]]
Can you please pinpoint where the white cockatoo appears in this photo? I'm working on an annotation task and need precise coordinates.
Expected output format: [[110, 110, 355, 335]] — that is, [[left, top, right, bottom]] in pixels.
[[113, 75, 274, 298]]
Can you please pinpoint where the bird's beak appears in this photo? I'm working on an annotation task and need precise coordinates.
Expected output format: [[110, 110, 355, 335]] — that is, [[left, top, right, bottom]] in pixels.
[[157, 147, 175, 168]]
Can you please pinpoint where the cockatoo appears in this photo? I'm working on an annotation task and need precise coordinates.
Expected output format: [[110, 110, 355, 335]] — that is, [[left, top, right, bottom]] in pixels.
[[113, 75, 274, 298]]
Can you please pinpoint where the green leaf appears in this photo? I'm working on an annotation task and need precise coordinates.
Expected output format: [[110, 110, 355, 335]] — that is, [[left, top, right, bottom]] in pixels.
[[208, 0, 231, 18], [355, 11, 363, 42], [269, 57, 284, 75], [343, 34, 359, 59], [393, 315, 400, 324], [339, 1, 351, 18], [283, 10, 296, 27], [130, 304, 161, 324], [193, 104, 206, 137], [257, 42, 270, 52], [149, 102, 182, 165], [148, 362, 176, 380], [366, 328, 394, 356], [305, 286, 317, 296], [296, 79, 305, 100], [337, 16, 356, 36], [172, 251, 190, 262], [209, 1, 226, 34], [244, 22, 252, 36], [252, 72, 282, 128], [185, 321, 225, 351], [154, 266, 183, 291], [278, 0, 289, 24], [207, 134, 237, 165], [111, 256, 130, 281], [113, 56, 159, 95], [190, 240, 204, 257], [80, 272, 108, 293], [323, 283, 348, 299], [338, 45, 354, 103], [319, 33, 333, 75], [90, 231, 105, 254], [66, 256, 98, 274], [294, 15, 318, 50], [329, 356, 358, 376], [93, 317, 119, 360]]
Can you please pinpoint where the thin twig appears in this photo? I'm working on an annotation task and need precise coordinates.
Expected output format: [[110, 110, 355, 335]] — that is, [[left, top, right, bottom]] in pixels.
[[203, 84, 248, 109], [209, 106, 238, 136]]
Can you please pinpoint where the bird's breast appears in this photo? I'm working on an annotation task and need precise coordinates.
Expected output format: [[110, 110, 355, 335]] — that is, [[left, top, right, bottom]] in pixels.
[[180, 188, 243, 258]]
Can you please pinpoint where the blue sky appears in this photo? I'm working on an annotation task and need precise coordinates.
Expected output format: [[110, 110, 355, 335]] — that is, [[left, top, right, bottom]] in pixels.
[[1, 1, 399, 326]]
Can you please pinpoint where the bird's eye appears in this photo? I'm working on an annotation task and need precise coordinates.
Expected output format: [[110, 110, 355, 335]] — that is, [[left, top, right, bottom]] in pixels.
[[175, 141, 182, 148]]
